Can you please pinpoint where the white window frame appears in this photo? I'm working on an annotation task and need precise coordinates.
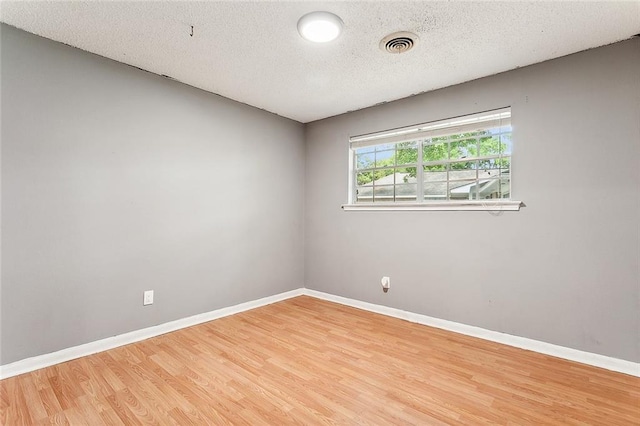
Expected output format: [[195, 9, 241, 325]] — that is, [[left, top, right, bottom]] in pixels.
[[343, 107, 523, 211]]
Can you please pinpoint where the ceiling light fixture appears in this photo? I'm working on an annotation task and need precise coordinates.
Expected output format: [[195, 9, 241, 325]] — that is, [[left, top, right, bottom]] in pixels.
[[297, 11, 343, 43]]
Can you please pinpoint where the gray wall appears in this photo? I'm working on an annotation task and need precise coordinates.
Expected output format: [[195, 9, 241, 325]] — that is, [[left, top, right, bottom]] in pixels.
[[305, 38, 640, 362], [1, 25, 305, 365]]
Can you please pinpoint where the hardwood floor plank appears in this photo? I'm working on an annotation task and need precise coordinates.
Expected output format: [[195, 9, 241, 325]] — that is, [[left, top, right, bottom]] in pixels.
[[167, 406, 214, 426], [76, 394, 107, 425], [60, 406, 87, 425], [37, 411, 70, 426], [114, 386, 167, 425], [97, 408, 126, 426], [47, 375, 74, 412], [2, 296, 639, 425], [37, 387, 64, 418], [104, 392, 143, 426], [18, 374, 48, 422]]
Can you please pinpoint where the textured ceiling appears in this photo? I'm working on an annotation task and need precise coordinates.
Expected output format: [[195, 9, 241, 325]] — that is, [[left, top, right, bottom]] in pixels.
[[1, 1, 638, 123]]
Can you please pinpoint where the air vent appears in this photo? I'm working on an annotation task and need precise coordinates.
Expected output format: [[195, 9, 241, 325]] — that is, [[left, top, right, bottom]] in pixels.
[[380, 32, 418, 54]]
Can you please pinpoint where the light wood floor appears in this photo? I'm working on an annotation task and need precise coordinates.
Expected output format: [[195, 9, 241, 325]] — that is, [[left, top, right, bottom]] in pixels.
[[1, 296, 639, 425]]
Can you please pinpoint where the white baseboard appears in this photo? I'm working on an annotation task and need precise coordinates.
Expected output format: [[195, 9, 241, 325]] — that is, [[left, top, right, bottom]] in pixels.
[[302, 289, 640, 377], [2, 287, 638, 379], [0, 288, 305, 380]]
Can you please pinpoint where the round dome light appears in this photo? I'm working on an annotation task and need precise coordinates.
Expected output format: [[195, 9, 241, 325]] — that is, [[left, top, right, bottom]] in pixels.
[[297, 11, 343, 43]]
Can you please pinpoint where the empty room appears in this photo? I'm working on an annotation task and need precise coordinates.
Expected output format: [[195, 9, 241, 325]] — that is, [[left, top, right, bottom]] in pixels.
[[1, 1, 639, 424]]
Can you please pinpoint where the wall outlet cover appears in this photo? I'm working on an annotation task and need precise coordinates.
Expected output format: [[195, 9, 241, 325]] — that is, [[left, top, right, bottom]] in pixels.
[[143, 290, 154, 306]]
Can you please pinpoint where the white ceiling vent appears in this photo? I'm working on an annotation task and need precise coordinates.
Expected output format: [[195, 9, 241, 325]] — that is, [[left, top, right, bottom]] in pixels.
[[380, 32, 418, 54]]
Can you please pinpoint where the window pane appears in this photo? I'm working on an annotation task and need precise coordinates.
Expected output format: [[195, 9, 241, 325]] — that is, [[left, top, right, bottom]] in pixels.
[[500, 133, 512, 155], [495, 170, 511, 196], [423, 140, 447, 163], [499, 168, 510, 180], [357, 172, 374, 186], [373, 185, 395, 202], [477, 157, 510, 170], [500, 178, 511, 198], [375, 143, 395, 152], [430, 135, 449, 144], [396, 141, 418, 149], [500, 157, 511, 170], [356, 152, 374, 170], [479, 135, 502, 157], [394, 184, 417, 202], [452, 131, 482, 140], [477, 158, 497, 170], [423, 166, 447, 182], [355, 146, 375, 154], [424, 164, 446, 172], [370, 168, 395, 185], [477, 169, 497, 180], [395, 167, 417, 183], [449, 160, 477, 170], [375, 149, 394, 168], [355, 186, 373, 203], [475, 178, 509, 199], [396, 147, 418, 166], [424, 181, 447, 200], [449, 161, 478, 180], [449, 138, 477, 160], [449, 180, 477, 200]]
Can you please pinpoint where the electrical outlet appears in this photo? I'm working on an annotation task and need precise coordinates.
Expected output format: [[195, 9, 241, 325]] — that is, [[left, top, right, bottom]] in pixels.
[[143, 290, 154, 306], [381, 276, 390, 293]]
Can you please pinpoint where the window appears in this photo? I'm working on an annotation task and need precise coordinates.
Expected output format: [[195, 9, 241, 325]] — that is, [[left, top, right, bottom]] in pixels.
[[345, 107, 522, 211]]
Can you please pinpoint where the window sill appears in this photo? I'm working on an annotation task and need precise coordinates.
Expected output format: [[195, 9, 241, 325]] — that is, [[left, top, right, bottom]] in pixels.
[[341, 200, 524, 211]]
